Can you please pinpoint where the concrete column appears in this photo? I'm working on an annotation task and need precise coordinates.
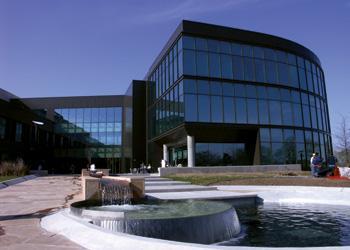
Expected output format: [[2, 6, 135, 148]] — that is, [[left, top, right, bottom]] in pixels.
[[163, 144, 169, 164], [187, 135, 195, 167]]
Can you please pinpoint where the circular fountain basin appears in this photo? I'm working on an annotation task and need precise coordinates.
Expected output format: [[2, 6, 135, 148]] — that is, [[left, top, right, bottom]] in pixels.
[[70, 199, 240, 244]]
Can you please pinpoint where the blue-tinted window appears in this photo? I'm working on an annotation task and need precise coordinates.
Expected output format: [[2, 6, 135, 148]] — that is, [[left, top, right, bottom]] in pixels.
[[209, 53, 221, 78], [253, 47, 264, 59], [195, 38, 207, 50], [302, 105, 311, 127], [310, 107, 318, 129], [183, 36, 195, 49], [91, 108, 99, 122], [276, 50, 287, 63], [236, 98, 247, 123], [242, 45, 253, 57], [211, 96, 223, 122], [197, 80, 209, 94], [281, 102, 293, 126], [223, 97, 235, 123], [235, 84, 246, 97], [220, 41, 231, 54], [289, 65, 299, 88], [254, 59, 265, 82], [183, 79, 196, 93], [306, 71, 314, 92], [178, 49, 183, 76], [196, 51, 209, 77], [233, 56, 244, 80], [210, 81, 222, 95], [257, 86, 268, 99], [297, 57, 305, 68], [231, 43, 242, 56], [247, 99, 258, 124], [198, 95, 210, 122], [221, 54, 233, 79], [295, 130, 304, 143], [293, 104, 302, 127], [277, 63, 289, 84], [280, 89, 291, 101], [183, 50, 196, 75], [246, 85, 257, 98], [271, 128, 283, 142], [260, 128, 270, 141], [258, 100, 269, 124], [222, 82, 234, 96], [268, 87, 280, 100], [269, 100, 282, 125], [265, 61, 277, 83], [208, 39, 220, 52], [264, 48, 276, 61], [298, 68, 307, 90], [185, 94, 197, 121], [244, 58, 254, 81], [288, 53, 297, 65]]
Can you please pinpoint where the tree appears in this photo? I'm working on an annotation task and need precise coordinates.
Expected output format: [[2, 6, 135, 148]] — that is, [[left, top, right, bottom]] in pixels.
[[334, 115, 350, 166]]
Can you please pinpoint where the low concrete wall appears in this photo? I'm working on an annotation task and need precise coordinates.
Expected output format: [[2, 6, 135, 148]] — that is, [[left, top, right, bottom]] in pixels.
[[81, 169, 110, 177], [159, 164, 301, 177], [0, 175, 38, 189]]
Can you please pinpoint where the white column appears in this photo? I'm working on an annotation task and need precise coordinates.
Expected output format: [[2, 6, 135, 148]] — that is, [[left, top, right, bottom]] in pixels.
[[187, 135, 195, 167], [163, 144, 169, 164]]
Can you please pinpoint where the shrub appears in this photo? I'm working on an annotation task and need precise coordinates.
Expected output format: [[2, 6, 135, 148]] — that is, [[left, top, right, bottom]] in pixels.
[[0, 159, 28, 176]]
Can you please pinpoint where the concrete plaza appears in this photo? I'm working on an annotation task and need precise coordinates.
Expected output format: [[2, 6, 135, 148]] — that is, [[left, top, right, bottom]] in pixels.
[[0, 175, 83, 250]]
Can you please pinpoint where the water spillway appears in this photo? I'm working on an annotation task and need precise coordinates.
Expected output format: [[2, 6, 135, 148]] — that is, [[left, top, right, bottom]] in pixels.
[[70, 199, 241, 244]]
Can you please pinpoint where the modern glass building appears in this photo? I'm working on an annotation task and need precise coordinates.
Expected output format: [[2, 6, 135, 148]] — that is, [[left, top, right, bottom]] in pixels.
[[146, 21, 331, 170], [0, 20, 332, 173]]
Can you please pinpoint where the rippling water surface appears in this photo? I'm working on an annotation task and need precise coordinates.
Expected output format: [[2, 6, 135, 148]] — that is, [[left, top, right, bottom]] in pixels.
[[219, 203, 350, 247]]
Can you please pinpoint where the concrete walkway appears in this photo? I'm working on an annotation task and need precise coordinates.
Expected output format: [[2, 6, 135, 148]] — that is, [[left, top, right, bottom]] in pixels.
[[0, 175, 84, 250]]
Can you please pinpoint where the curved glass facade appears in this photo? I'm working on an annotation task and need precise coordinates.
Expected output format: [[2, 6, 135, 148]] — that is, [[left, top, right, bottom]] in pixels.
[[147, 32, 331, 168]]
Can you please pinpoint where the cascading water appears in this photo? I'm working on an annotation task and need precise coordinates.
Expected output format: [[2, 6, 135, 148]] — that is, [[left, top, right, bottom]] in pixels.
[[99, 178, 132, 205]]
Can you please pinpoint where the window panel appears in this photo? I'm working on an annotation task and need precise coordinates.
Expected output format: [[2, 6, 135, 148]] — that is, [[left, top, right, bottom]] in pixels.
[[281, 102, 293, 126], [210, 81, 222, 95], [298, 68, 307, 90], [197, 80, 209, 94], [271, 128, 283, 142], [258, 100, 269, 124], [208, 39, 220, 52], [232, 56, 244, 80], [264, 48, 276, 61], [222, 82, 234, 96], [247, 99, 258, 124], [236, 98, 247, 123], [242, 45, 253, 57], [277, 63, 289, 84], [244, 57, 254, 81], [269, 100, 282, 125], [246, 85, 257, 98], [209, 53, 221, 78], [183, 50, 196, 75], [265, 61, 277, 83], [183, 79, 196, 93], [198, 95, 210, 122], [235, 84, 246, 97], [221, 54, 233, 79], [260, 128, 270, 142], [185, 94, 197, 121], [220, 41, 231, 54], [268, 87, 280, 100], [254, 59, 265, 82], [231, 43, 242, 56], [196, 51, 209, 77], [195, 38, 207, 50], [293, 103, 303, 127], [253, 47, 264, 59], [211, 96, 223, 122], [289, 65, 299, 88], [183, 36, 195, 49], [223, 97, 235, 123]]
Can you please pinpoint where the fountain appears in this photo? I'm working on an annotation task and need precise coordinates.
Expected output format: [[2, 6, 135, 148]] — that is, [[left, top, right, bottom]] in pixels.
[[72, 175, 241, 244]]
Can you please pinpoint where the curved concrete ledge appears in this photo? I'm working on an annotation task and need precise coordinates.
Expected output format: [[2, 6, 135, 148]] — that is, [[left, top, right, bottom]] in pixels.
[[216, 186, 350, 206], [41, 186, 350, 250], [0, 175, 37, 189]]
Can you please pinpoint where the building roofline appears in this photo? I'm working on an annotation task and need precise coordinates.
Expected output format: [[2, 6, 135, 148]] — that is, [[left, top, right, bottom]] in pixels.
[[145, 20, 322, 79]]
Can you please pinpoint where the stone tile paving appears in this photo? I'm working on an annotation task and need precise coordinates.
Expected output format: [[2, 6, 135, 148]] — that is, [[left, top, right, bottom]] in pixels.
[[0, 175, 84, 249]]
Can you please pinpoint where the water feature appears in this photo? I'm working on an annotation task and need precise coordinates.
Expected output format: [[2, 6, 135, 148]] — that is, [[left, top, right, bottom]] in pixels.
[[218, 203, 350, 247], [70, 199, 241, 244], [99, 178, 132, 205]]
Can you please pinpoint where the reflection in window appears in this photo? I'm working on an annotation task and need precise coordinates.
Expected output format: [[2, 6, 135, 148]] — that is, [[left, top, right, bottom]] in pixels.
[[209, 53, 221, 78], [247, 99, 258, 124], [233, 56, 244, 80], [185, 94, 197, 121], [221, 54, 233, 79], [211, 96, 223, 122], [183, 50, 196, 75], [269, 100, 282, 125], [198, 95, 210, 122], [223, 97, 235, 123], [196, 51, 209, 77], [236, 98, 247, 123]]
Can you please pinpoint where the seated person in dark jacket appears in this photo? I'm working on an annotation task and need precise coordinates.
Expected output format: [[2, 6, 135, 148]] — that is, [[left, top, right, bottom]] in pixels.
[[313, 155, 333, 177]]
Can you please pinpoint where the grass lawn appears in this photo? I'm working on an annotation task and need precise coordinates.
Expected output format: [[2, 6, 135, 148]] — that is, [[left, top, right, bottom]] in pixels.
[[168, 171, 350, 187], [0, 176, 18, 182]]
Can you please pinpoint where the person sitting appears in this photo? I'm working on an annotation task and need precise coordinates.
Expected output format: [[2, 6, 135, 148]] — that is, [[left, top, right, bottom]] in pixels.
[[327, 155, 338, 173]]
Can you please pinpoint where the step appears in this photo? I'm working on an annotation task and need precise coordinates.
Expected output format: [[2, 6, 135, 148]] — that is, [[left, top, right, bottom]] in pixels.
[[146, 190, 258, 200], [145, 185, 217, 193], [145, 181, 191, 186], [144, 177, 171, 182]]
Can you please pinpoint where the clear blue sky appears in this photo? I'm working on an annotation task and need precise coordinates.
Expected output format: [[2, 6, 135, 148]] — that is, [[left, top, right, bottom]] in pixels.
[[0, 0, 349, 137]]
